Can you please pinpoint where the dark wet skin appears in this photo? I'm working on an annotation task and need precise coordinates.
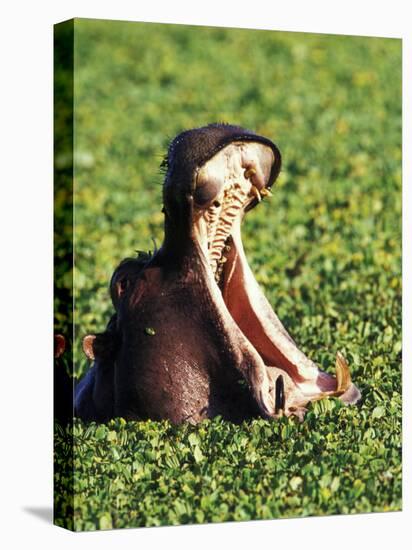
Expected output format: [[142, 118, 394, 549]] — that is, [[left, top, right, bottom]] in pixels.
[[74, 124, 361, 424]]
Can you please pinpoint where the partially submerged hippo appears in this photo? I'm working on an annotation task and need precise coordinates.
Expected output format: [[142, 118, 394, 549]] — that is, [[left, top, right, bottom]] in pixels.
[[75, 123, 361, 424]]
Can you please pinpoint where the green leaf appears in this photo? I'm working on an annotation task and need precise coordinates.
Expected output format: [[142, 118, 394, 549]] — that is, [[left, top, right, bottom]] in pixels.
[[193, 446, 204, 463], [188, 433, 199, 447], [372, 406, 385, 419], [107, 430, 117, 442], [393, 341, 402, 355], [289, 476, 303, 491], [95, 425, 107, 440], [99, 513, 113, 530]]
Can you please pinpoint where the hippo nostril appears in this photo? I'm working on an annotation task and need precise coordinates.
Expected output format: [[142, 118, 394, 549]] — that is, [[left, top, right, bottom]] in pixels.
[[275, 375, 285, 414]]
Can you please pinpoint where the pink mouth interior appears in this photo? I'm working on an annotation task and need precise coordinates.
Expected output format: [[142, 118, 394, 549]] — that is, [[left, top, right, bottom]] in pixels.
[[192, 140, 359, 415]]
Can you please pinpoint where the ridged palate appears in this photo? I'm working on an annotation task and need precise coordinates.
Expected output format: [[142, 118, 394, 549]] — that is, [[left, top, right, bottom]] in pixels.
[[208, 184, 248, 277]]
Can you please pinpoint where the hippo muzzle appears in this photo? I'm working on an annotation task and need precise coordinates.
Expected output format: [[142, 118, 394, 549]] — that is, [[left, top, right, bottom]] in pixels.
[[75, 123, 361, 424]]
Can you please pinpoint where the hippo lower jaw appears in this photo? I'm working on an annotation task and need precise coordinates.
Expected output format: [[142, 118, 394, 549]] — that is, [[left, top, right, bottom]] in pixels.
[[190, 140, 361, 419]]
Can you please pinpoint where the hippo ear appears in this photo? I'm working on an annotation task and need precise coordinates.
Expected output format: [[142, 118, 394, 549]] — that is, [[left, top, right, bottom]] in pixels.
[[54, 334, 66, 358], [115, 278, 129, 298], [110, 273, 131, 309], [110, 256, 151, 308], [83, 335, 96, 360]]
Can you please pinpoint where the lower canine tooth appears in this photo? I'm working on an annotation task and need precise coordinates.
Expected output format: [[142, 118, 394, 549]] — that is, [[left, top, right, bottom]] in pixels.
[[335, 351, 352, 393]]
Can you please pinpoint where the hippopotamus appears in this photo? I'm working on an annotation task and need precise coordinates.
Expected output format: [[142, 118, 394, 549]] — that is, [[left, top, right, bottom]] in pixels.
[[74, 123, 361, 424]]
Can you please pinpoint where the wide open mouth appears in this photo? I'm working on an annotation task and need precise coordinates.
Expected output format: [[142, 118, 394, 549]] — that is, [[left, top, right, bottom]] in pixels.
[[193, 142, 273, 279], [192, 141, 360, 417]]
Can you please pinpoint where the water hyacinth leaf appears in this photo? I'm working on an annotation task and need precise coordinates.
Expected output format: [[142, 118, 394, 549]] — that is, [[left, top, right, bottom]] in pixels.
[[54, 20, 401, 531]]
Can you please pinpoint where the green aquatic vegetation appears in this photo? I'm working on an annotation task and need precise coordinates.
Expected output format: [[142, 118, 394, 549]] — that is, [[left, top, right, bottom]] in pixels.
[[54, 19, 401, 530]]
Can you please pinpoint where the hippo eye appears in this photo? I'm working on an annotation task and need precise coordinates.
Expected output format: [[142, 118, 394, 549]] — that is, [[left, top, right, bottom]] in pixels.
[[194, 158, 226, 208], [193, 178, 223, 207]]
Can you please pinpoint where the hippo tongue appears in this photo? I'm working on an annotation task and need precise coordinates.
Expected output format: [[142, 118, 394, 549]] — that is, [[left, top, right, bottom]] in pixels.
[[222, 216, 361, 404]]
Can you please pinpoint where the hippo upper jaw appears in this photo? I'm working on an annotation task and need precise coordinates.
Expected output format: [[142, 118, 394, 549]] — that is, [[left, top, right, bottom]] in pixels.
[[191, 140, 274, 281]]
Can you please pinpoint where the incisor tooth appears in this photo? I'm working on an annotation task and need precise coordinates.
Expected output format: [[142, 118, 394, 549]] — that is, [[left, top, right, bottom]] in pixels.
[[250, 185, 261, 202]]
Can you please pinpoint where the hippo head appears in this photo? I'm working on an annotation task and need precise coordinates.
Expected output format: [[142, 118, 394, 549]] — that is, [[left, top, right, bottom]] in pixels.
[[77, 124, 361, 424], [161, 124, 280, 256]]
